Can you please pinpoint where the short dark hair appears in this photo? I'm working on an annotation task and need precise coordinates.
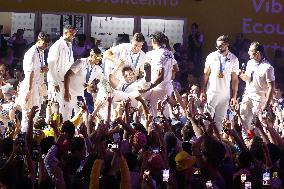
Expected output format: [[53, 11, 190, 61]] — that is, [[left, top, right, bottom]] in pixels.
[[191, 22, 198, 29], [70, 137, 85, 154], [173, 43, 182, 51], [151, 31, 167, 46], [132, 33, 145, 43], [17, 28, 24, 33], [63, 24, 76, 31], [122, 66, 134, 76], [90, 47, 101, 55], [216, 35, 230, 44], [250, 41, 265, 56], [61, 120, 75, 138], [40, 136, 55, 154], [37, 32, 51, 43]]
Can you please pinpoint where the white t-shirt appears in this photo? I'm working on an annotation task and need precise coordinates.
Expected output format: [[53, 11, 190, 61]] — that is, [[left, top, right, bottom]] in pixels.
[[110, 43, 147, 74], [116, 79, 145, 92], [146, 48, 176, 88], [47, 37, 74, 85], [244, 58, 275, 101], [69, 58, 104, 97], [22, 44, 45, 87], [205, 51, 239, 96]]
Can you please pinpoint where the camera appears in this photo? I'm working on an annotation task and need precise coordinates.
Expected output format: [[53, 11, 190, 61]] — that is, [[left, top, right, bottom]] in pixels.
[[17, 154, 25, 161], [18, 133, 25, 145], [77, 96, 85, 107], [172, 105, 179, 115], [262, 110, 268, 119], [241, 62, 247, 72], [108, 143, 118, 149], [194, 168, 201, 175], [244, 181, 251, 189], [31, 144, 40, 161], [154, 116, 164, 125], [33, 130, 42, 136], [263, 171, 270, 186], [227, 109, 234, 121], [162, 169, 169, 182], [205, 180, 213, 189], [241, 174, 246, 183], [152, 148, 160, 153], [144, 170, 150, 176]]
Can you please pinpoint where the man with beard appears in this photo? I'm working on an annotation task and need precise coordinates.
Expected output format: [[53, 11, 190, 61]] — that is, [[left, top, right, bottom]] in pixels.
[[200, 35, 239, 132], [103, 33, 147, 79], [139, 32, 177, 116], [47, 25, 77, 121], [239, 42, 275, 131], [63, 48, 104, 118], [17, 32, 51, 132]]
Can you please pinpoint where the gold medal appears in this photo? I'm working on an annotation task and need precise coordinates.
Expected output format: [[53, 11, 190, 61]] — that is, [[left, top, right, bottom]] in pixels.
[[218, 72, 224, 78]]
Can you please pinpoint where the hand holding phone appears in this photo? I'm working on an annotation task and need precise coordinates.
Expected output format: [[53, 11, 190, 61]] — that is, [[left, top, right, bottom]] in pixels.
[[244, 181, 251, 189], [206, 180, 213, 189], [263, 171, 270, 186], [241, 174, 246, 183], [162, 169, 169, 182]]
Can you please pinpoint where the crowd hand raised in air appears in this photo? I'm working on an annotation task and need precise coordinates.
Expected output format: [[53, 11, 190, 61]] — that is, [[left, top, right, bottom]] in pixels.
[[229, 97, 238, 108], [199, 92, 207, 103]]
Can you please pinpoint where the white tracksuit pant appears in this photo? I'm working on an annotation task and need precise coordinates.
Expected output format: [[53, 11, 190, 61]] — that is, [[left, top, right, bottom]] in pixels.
[[145, 82, 173, 116], [48, 82, 76, 122], [18, 81, 44, 132], [206, 93, 230, 132], [240, 94, 266, 130]]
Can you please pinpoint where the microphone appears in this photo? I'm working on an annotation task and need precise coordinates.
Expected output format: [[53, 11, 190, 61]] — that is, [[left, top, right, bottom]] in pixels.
[[241, 62, 246, 72]]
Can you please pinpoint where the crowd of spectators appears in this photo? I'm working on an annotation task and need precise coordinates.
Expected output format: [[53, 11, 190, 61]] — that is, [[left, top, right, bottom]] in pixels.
[[0, 24, 284, 189]]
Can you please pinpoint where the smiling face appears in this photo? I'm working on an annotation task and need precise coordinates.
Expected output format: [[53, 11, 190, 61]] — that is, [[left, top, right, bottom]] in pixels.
[[131, 40, 143, 54], [37, 39, 49, 51], [216, 40, 229, 54], [89, 50, 102, 65], [248, 44, 261, 61], [64, 29, 77, 42], [123, 69, 135, 83]]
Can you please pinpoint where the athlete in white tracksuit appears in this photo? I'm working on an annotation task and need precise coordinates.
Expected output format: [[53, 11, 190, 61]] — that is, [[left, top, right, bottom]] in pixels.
[[63, 49, 104, 118], [17, 32, 51, 132], [47, 25, 76, 121], [103, 33, 147, 80], [139, 32, 177, 116], [239, 42, 275, 131], [200, 35, 239, 132]]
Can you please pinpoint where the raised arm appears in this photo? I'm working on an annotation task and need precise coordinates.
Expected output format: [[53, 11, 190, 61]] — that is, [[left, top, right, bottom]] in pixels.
[[109, 62, 124, 89]]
